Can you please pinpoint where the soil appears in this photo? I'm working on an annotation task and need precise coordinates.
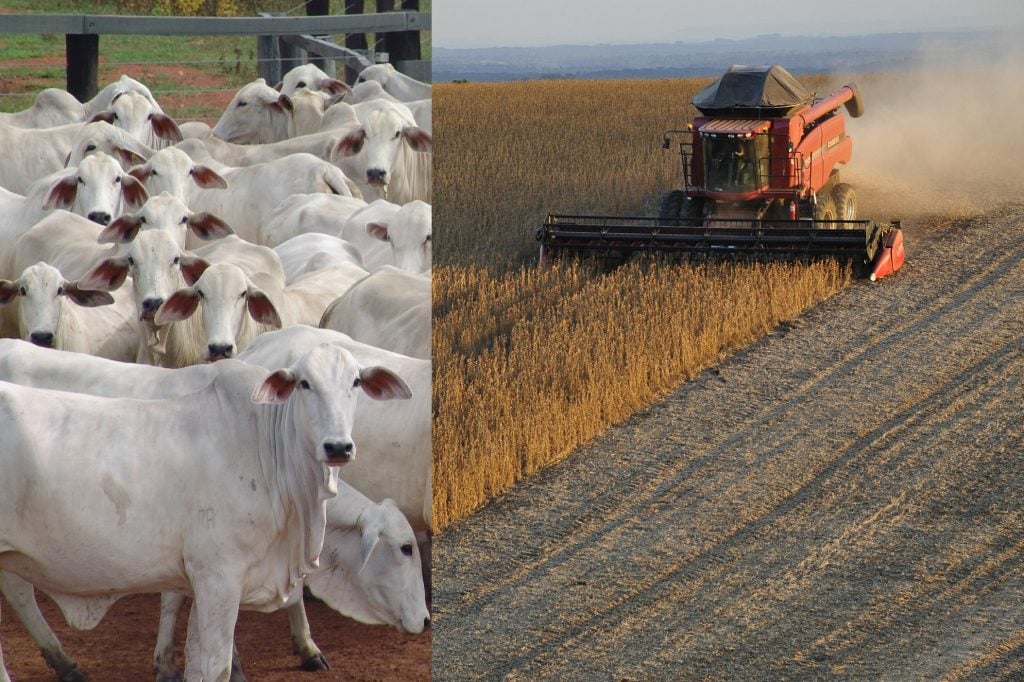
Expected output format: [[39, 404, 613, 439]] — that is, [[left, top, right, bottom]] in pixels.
[[2, 592, 431, 681], [432, 184, 1024, 678]]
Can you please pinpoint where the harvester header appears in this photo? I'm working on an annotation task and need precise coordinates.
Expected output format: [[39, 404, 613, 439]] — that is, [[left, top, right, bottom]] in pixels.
[[537, 64, 905, 280]]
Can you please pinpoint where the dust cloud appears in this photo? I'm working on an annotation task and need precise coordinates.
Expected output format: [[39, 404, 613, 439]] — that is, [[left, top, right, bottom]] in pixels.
[[829, 34, 1024, 221]]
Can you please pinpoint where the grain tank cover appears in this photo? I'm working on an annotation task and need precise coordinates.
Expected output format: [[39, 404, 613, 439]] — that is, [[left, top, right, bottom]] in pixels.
[[692, 65, 813, 116]]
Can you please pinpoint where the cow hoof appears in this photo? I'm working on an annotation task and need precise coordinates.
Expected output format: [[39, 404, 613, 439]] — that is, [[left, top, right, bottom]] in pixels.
[[59, 668, 87, 682], [300, 653, 330, 672]]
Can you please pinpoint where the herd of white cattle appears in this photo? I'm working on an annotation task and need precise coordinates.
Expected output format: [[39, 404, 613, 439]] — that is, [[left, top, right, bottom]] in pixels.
[[0, 61, 432, 682]]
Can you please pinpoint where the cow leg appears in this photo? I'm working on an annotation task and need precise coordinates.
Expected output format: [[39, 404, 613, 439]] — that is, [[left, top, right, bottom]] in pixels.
[[0, 571, 84, 682], [186, 579, 241, 682], [287, 600, 329, 671], [153, 592, 187, 682]]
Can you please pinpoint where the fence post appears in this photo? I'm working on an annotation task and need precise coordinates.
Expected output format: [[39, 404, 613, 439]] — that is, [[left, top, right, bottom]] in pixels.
[[305, 0, 330, 71], [256, 33, 282, 86], [378, 0, 421, 65], [343, 0, 367, 84], [66, 33, 99, 101]]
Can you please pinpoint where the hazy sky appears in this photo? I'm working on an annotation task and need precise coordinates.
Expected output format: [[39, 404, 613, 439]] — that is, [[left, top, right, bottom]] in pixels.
[[433, 0, 1024, 48]]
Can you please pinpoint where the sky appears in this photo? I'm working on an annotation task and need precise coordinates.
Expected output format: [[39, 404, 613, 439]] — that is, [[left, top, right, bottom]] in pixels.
[[433, 0, 1024, 49]]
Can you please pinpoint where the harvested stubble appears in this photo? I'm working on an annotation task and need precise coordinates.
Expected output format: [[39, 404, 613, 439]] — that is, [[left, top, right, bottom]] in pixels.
[[434, 74, 846, 531], [433, 257, 851, 530]]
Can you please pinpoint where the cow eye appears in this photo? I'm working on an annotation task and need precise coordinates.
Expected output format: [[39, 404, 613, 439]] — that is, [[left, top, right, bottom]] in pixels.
[[139, 216, 147, 224], [114, 176, 121, 183], [353, 377, 361, 388], [147, 113, 153, 120], [150, 170, 158, 176], [237, 100, 247, 107], [394, 131, 401, 139], [401, 544, 413, 557], [297, 81, 306, 88], [56, 286, 64, 296], [172, 256, 180, 265], [127, 256, 135, 266], [19, 286, 26, 296], [77, 177, 85, 184], [85, 144, 96, 152], [299, 379, 310, 390], [180, 216, 188, 224]]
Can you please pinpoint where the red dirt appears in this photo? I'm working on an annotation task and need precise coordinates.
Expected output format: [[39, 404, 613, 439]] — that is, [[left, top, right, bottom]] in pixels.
[[2, 592, 431, 681]]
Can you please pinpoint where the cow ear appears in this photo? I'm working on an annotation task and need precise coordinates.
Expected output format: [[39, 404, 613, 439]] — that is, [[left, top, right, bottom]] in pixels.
[[0, 280, 20, 305], [334, 129, 365, 158], [402, 126, 432, 153], [273, 93, 294, 113], [119, 174, 149, 209], [273, 80, 283, 92], [359, 525, 382, 574], [358, 366, 412, 400], [252, 369, 297, 403], [88, 110, 117, 125], [366, 221, 390, 242], [155, 288, 200, 325], [63, 282, 114, 307], [179, 257, 210, 286], [321, 78, 352, 96], [98, 214, 142, 244], [128, 163, 151, 184], [78, 258, 129, 292], [190, 165, 228, 190], [150, 113, 183, 143], [186, 212, 233, 240], [43, 174, 79, 210], [246, 289, 282, 328], [114, 145, 148, 168]]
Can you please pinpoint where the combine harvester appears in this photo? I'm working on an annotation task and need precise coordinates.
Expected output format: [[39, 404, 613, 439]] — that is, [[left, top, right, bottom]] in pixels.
[[536, 65, 905, 281]]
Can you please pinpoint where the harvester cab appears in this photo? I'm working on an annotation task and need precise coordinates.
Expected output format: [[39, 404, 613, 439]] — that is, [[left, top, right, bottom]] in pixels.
[[537, 65, 905, 281]]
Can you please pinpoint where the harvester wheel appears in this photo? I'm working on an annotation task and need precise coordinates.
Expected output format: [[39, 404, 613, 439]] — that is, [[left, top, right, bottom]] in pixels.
[[813, 195, 838, 229], [832, 183, 857, 221], [658, 190, 686, 220]]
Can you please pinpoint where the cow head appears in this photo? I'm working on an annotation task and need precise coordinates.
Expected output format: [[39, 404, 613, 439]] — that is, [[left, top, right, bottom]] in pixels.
[[306, 495, 430, 634], [0, 262, 114, 349], [44, 152, 149, 225], [251, 344, 411, 465], [334, 101, 432, 192], [128, 146, 228, 201], [366, 200, 432, 273], [212, 78, 295, 144], [155, 261, 282, 362]]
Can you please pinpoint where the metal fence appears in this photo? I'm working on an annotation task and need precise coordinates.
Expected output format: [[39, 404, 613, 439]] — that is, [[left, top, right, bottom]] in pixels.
[[0, 12, 431, 101]]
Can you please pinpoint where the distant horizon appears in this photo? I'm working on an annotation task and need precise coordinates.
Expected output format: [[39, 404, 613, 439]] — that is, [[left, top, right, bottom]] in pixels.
[[435, 22, 1015, 52], [433, 0, 1024, 50]]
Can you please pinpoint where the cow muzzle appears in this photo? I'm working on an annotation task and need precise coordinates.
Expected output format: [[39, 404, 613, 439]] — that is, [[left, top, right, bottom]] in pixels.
[[29, 331, 55, 348], [366, 168, 388, 186], [206, 343, 234, 362], [321, 439, 355, 464]]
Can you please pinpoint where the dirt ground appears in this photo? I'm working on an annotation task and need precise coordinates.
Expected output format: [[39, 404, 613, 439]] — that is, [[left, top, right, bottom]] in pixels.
[[1, 592, 431, 681], [432, 184, 1024, 678]]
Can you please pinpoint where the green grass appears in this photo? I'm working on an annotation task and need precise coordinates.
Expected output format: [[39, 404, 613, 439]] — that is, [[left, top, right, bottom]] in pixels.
[[1, 0, 431, 116]]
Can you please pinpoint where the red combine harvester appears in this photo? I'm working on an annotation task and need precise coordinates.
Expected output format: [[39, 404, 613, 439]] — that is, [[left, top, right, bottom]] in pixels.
[[536, 65, 905, 280]]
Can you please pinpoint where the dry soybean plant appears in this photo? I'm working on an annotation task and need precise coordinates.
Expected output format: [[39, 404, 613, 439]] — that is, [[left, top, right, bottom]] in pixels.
[[433, 75, 848, 530]]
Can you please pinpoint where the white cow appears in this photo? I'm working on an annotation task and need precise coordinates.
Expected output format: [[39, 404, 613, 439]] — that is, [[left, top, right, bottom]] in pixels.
[[175, 127, 357, 169], [239, 325, 432, 537], [332, 98, 432, 204], [64, 120, 157, 171], [0, 262, 137, 361], [0, 75, 162, 130], [0, 153, 149, 273], [274, 233, 365, 283], [320, 266, 431, 361], [356, 63, 432, 101], [155, 255, 366, 365], [211, 78, 296, 144], [0, 344, 411, 682], [257, 193, 368, 248], [127, 145, 229, 202], [276, 63, 352, 99], [340, 79, 401, 105], [0, 339, 428, 680], [0, 88, 85, 129], [89, 89, 183, 150], [339, 199, 432, 273], [175, 151, 361, 247]]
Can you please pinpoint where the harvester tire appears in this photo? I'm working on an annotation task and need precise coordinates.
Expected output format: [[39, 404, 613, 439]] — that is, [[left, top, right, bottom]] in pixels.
[[832, 183, 857, 221], [813, 194, 838, 229], [659, 190, 686, 220]]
